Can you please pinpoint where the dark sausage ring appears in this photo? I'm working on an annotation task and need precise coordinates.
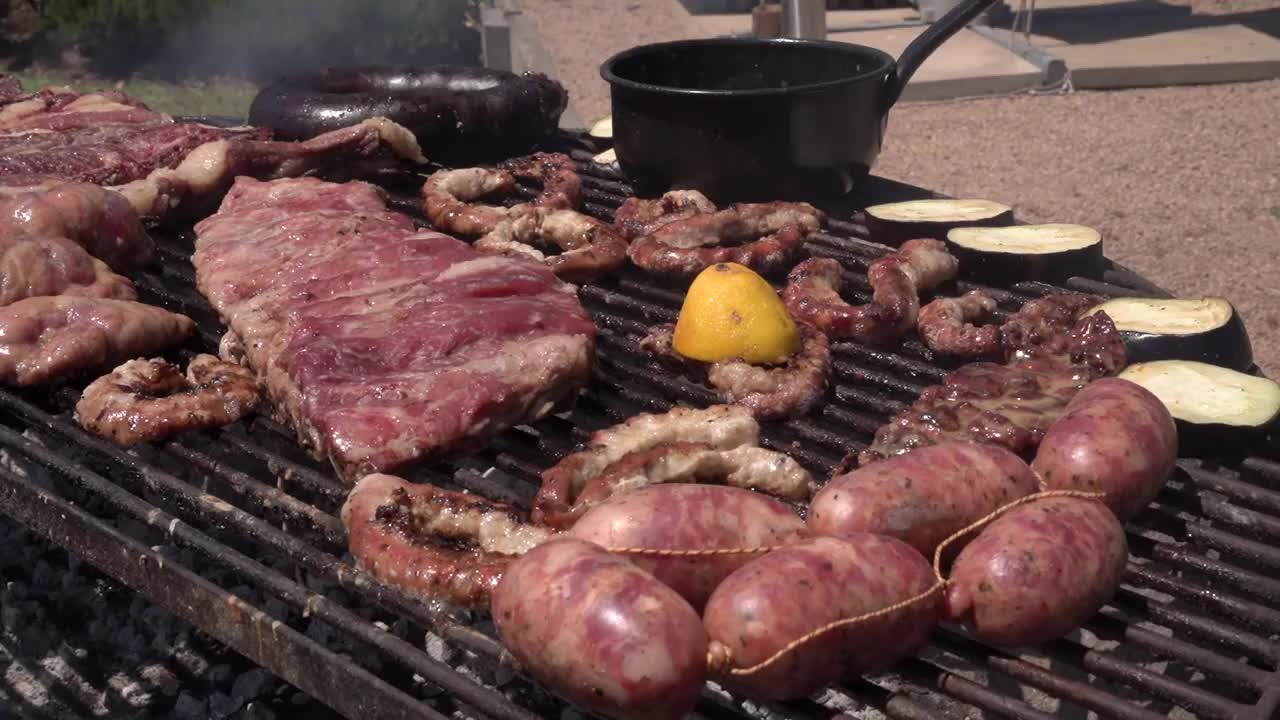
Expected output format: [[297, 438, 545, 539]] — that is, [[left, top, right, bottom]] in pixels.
[[248, 65, 568, 164]]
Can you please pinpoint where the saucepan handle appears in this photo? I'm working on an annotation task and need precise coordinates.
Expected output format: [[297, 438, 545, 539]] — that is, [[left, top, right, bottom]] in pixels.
[[883, 0, 1002, 108]]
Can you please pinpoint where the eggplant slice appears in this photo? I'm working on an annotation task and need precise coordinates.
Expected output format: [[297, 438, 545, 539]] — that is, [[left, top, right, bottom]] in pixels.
[[864, 199, 1013, 246], [589, 115, 613, 139], [1120, 361, 1280, 449], [1084, 297, 1253, 371], [592, 147, 619, 167], [945, 223, 1103, 282]]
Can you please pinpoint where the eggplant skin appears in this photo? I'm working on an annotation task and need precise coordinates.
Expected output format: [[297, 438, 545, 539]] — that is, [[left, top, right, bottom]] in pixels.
[[1114, 310, 1253, 372], [249, 65, 568, 164], [945, 230, 1104, 282]]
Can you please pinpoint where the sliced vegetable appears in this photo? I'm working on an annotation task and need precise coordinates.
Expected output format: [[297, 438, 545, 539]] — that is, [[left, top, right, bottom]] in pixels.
[[592, 147, 618, 166], [589, 115, 613, 139], [864, 199, 1013, 245], [1084, 297, 1253, 371], [672, 262, 800, 365], [1119, 360, 1280, 448], [946, 223, 1103, 281]]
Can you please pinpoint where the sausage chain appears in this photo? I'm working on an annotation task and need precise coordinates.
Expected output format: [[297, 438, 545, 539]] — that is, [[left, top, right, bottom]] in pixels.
[[703, 488, 1107, 679]]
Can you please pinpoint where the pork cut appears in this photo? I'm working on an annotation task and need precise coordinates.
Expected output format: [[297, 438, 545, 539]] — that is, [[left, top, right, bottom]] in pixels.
[[0, 182, 154, 270], [0, 297, 195, 386], [0, 232, 136, 305], [193, 176, 596, 481]]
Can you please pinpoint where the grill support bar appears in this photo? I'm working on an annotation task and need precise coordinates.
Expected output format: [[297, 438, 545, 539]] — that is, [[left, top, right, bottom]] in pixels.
[[0, 465, 443, 720]]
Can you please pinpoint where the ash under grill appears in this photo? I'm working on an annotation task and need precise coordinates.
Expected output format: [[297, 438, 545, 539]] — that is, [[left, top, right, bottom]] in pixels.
[[1, 140, 1279, 720]]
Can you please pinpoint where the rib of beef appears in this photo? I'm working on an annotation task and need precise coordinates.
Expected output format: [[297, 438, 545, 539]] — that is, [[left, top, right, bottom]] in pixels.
[[0, 75, 268, 188], [193, 176, 597, 481], [0, 75, 424, 224]]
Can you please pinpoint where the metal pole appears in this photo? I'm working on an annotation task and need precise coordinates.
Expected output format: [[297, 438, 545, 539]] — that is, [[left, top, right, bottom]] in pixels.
[[781, 0, 827, 40]]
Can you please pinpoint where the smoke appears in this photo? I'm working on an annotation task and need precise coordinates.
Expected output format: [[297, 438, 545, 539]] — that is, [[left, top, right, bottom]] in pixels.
[[136, 0, 481, 83]]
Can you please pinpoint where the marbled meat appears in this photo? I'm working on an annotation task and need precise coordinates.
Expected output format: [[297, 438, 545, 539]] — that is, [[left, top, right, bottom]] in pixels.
[[0, 74, 267, 187], [193, 176, 596, 481]]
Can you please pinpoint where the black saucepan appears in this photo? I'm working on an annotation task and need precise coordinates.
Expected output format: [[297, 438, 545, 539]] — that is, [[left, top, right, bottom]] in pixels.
[[600, 0, 999, 203]]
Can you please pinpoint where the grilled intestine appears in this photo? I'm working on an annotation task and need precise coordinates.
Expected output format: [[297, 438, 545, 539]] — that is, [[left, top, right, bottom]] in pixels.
[[626, 201, 824, 277], [422, 152, 627, 282], [641, 321, 832, 420], [916, 289, 1002, 357], [859, 294, 1126, 465], [531, 405, 816, 530], [342, 473, 555, 609], [75, 354, 260, 445], [783, 238, 959, 344]]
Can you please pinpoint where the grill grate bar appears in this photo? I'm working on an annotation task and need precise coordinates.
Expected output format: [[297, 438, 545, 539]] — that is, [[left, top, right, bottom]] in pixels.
[[1117, 621, 1272, 689], [1126, 563, 1280, 634], [162, 439, 347, 546], [1153, 543, 1280, 606], [1184, 521, 1280, 574], [1082, 650, 1246, 720], [984, 656, 1167, 720]]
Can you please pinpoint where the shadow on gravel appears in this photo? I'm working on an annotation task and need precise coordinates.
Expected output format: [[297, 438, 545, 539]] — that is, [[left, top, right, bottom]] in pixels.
[[995, 0, 1280, 43]]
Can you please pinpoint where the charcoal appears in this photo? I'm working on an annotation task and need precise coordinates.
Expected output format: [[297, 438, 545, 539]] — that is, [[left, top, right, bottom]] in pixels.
[[304, 619, 334, 645], [231, 668, 275, 706], [30, 559, 57, 590], [209, 690, 238, 719], [1, 603, 20, 632], [141, 664, 180, 697], [140, 605, 175, 638], [209, 663, 235, 686], [242, 701, 277, 720]]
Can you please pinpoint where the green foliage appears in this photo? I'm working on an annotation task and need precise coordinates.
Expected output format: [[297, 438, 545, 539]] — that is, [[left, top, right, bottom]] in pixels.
[[36, 0, 480, 80]]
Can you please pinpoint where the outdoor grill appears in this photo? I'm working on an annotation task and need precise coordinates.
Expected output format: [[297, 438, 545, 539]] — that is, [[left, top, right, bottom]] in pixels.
[[1, 134, 1279, 720]]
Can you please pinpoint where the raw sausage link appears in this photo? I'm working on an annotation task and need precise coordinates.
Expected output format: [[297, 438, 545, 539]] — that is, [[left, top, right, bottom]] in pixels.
[[703, 535, 940, 701], [569, 483, 809, 609], [491, 538, 707, 720], [1032, 377, 1178, 522], [944, 495, 1128, 647], [809, 442, 1040, 555]]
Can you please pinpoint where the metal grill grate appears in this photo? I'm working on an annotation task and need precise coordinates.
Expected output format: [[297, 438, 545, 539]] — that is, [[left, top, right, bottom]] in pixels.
[[1, 140, 1278, 720]]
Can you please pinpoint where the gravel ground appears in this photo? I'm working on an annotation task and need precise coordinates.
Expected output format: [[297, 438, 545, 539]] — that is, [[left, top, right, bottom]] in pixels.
[[523, 0, 1280, 374]]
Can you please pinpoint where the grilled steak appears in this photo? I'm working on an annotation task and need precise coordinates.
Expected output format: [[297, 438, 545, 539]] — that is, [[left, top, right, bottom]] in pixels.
[[193, 176, 596, 481], [0, 297, 195, 386], [0, 82, 160, 130], [0, 75, 267, 188], [0, 122, 265, 188], [0, 76, 423, 225]]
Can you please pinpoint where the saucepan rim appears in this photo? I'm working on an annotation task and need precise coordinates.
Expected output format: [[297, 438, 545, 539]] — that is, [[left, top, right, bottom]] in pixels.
[[600, 37, 896, 98]]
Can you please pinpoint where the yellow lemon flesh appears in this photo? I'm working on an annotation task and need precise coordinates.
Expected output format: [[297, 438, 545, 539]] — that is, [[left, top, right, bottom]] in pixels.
[[672, 263, 801, 365]]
